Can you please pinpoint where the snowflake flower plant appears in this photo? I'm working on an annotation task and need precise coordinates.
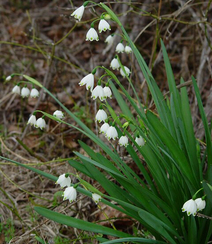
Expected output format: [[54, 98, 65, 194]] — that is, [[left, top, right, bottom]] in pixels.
[[6, 75, 12, 81], [105, 34, 114, 45], [56, 174, 71, 188], [182, 199, 197, 216], [135, 136, 145, 147], [21, 87, 30, 98], [63, 186, 77, 203], [79, 71, 95, 91], [125, 45, 132, 54], [36, 117, 46, 130], [86, 27, 99, 42], [92, 193, 102, 204], [91, 84, 105, 101], [95, 108, 107, 123], [118, 135, 129, 147], [103, 85, 112, 99], [116, 43, 125, 53], [195, 198, 206, 211], [120, 66, 131, 77], [100, 122, 109, 134], [98, 18, 111, 33], [106, 125, 118, 140], [71, 1, 88, 21], [27, 114, 37, 127], [30, 88, 39, 98], [53, 110, 64, 120], [110, 57, 120, 70], [12, 85, 21, 95]]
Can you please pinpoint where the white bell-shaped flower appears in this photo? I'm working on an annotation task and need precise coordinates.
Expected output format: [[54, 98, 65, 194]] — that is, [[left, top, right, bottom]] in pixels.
[[98, 19, 111, 33], [182, 199, 197, 216], [135, 136, 145, 147], [27, 114, 37, 127], [100, 122, 109, 134], [120, 66, 131, 77], [110, 58, 120, 70], [119, 136, 129, 147], [125, 45, 132, 54], [71, 5, 85, 21], [6, 75, 12, 81], [95, 109, 107, 123], [21, 87, 30, 98], [103, 86, 112, 99], [86, 27, 99, 41], [105, 35, 114, 45], [56, 174, 71, 188], [53, 110, 64, 120], [92, 193, 101, 204], [195, 198, 206, 211], [36, 117, 46, 130], [12, 85, 21, 95], [116, 43, 125, 53], [30, 88, 39, 98], [63, 186, 77, 203], [79, 73, 94, 91], [106, 126, 118, 140], [91, 85, 105, 101]]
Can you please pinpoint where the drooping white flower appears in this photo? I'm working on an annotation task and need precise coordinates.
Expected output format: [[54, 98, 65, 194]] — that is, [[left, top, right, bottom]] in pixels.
[[182, 199, 197, 216], [36, 117, 46, 130], [79, 73, 94, 91], [21, 87, 30, 98], [27, 114, 37, 127], [119, 136, 129, 147], [106, 126, 118, 140], [63, 186, 77, 203], [92, 193, 101, 204], [110, 58, 120, 70], [100, 122, 109, 134], [195, 198, 206, 211], [120, 66, 131, 77], [116, 43, 125, 53], [86, 28, 99, 41], [98, 19, 111, 33], [103, 86, 112, 99], [71, 5, 85, 21], [125, 45, 132, 54], [91, 85, 105, 101], [95, 109, 107, 123], [135, 136, 145, 147], [12, 85, 21, 95], [53, 110, 64, 120], [30, 88, 39, 98], [56, 174, 71, 188], [6, 75, 12, 81], [105, 35, 114, 45]]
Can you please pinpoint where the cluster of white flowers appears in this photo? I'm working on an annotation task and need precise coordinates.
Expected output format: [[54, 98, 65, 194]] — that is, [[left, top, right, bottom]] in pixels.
[[12, 85, 40, 98], [56, 174, 77, 203], [56, 173, 102, 204], [71, 4, 112, 44], [182, 198, 206, 216], [27, 110, 64, 130], [115, 43, 132, 54]]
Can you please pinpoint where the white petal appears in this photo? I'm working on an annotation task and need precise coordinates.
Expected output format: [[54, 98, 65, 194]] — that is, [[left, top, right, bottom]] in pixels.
[[86, 28, 99, 41], [71, 5, 85, 21]]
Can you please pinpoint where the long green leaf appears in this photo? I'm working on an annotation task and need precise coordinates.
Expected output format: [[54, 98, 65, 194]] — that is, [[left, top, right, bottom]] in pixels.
[[192, 76, 212, 183], [34, 207, 131, 238], [101, 237, 166, 244]]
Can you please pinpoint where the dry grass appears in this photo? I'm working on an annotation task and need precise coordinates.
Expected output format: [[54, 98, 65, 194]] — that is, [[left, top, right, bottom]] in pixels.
[[0, 0, 212, 243]]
